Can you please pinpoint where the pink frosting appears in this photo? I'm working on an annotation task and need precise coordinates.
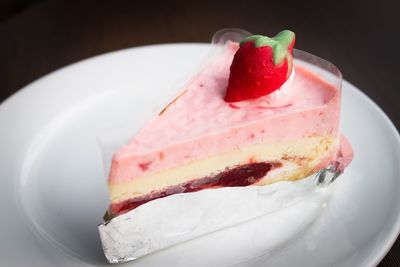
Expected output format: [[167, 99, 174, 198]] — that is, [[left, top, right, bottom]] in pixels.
[[109, 43, 341, 183]]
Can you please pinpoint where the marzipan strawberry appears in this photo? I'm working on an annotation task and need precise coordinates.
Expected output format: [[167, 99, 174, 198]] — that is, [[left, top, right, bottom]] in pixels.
[[225, 30, 295, 102]]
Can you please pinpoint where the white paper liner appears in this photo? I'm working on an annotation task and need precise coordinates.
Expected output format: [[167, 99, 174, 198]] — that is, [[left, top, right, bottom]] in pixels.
[[99, 174, 334, 263]]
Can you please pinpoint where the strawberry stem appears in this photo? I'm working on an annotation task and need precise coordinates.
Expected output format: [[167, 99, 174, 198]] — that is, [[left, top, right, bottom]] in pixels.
[[240, 30, 295, 65]]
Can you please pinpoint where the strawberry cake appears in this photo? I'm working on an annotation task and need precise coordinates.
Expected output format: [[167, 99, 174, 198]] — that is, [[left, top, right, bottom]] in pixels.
[[105, 30, 350, 219], [99, 29, 353, 262]]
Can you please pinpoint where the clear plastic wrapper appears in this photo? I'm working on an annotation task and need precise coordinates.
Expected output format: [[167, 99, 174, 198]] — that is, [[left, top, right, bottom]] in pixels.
[[97, 28, 353, 264]]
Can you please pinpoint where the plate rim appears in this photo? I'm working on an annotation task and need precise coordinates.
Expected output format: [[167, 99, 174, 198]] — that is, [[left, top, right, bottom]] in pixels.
[[341, 79, 400, 266]]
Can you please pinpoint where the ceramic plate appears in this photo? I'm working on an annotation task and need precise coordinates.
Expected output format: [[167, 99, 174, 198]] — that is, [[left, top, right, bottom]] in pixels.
[[1, 44, 399, 267]]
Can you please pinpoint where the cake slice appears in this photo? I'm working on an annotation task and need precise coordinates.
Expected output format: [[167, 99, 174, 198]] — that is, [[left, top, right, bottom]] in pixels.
[[106, 30, 346, 218]]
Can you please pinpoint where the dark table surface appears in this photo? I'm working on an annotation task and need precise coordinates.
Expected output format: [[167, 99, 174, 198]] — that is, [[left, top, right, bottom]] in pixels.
[[0, 0, 399, 266]]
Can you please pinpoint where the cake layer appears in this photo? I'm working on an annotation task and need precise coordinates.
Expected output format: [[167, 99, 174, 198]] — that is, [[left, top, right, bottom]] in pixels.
[[109, 43, 340, 184], [109, 135, 338, 206], [110, 162, 275, 215]]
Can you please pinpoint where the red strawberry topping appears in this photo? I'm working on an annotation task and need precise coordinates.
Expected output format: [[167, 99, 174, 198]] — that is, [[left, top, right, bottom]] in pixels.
[[224, 30, 296, 102]]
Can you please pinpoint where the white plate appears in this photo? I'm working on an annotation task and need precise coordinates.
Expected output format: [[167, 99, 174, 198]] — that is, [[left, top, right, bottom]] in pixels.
[[1, 44, 399, 267]]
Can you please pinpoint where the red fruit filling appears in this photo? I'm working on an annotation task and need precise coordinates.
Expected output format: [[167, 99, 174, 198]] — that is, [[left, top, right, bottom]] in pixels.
[[110, 162, 281, 216]]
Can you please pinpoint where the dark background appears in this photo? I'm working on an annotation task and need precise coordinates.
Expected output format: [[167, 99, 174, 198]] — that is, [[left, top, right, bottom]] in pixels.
[[0, 0, 399, 266]]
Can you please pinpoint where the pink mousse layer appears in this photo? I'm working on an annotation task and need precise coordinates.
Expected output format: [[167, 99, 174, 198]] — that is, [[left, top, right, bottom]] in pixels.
[[109, 43, 341, 183]]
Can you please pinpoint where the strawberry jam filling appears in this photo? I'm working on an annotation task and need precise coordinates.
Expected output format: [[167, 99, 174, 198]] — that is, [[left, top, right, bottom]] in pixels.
[[110, 162, 278, 216]]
